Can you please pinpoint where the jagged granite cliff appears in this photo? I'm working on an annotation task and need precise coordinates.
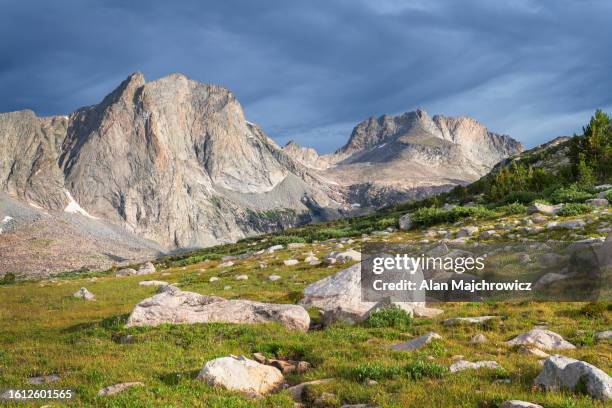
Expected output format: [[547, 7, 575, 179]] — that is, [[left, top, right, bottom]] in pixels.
[[1, 73, 521, 275], [0, 73, 344, 275]]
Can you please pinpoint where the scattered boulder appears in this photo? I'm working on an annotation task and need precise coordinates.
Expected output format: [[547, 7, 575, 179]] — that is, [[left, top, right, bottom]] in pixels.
[[534, 355, 612, 400], [517, 346, 549, 358], [534, 273, 568, 288], [595, 330, 612, 340], [500, 401, 543, 408], [268, 275, 281, 282], [299, 263, 425, 324], [267, 244, 284, 253], [97, 382, 144, 396], [398, 214, 412, 231], [136, 262, 156, 275], [469, 333, 488, 344], [456, 226, 479, 238], [527, 203, 562, 215], [449, 360, 501, 373], [586, 198, 609, 208], [116, 268, 137, 277], [413, 306, 444, 318], [329, 249, 362, 262], [125, 286, 310, 331], [235, 274, 248, 280], [479, 230, 498, 239], [219, 261, 234, 268], [28, 374, 60, 385], [286, 379, 334, 402], [209, 277, 219, 282], [287, 242, 305, 249], [197, 355, 283, 397], [138, 280, 168, 286], [506, 329, 575, 350], [73, 287, 95, 301], [442, 316, 498, 326], [283, 259, 299, 266], [556, 220, 586, 229], [390, 332, 442, 351]]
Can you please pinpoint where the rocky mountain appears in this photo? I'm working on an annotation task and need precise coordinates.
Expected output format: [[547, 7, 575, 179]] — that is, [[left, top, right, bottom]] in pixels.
[[0, 73, 521, 275], [284, 109, 523, 207], [0, 73, 347, 274]]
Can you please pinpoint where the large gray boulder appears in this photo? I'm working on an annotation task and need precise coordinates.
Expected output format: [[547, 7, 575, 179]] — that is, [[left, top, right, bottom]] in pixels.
[[125, 286, 310, 331], [299, 263, 427, 323], [534, 355, 612, 400], [197, 355, 283, 397], [506, 329, 575, 350]]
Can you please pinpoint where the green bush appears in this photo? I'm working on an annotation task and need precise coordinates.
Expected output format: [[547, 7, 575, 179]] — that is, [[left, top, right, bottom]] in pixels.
[[411, 205, 495, 228], [350, 363, 401, 381], [500, 190, 540, 204], [403, 360, 448, 380], [604, 190, 612, 202], [556, 203, 593, 217], [549, 185, 594, 204], [363, 306, 412, 330], [0, 272, 16, 285], [497, 202, 527, 215], [269, 235, 306, 246]]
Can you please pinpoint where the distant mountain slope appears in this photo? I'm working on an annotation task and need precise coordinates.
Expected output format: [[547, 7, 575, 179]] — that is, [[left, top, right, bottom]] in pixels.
[[283, 109, 522, 207]]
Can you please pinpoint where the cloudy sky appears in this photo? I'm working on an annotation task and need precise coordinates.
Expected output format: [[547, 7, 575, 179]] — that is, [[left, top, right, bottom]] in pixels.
[[1, 0, 611, 152]]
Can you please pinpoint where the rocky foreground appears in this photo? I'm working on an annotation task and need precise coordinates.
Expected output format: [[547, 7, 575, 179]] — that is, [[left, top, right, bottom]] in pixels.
[[0, 200, 610, 406]]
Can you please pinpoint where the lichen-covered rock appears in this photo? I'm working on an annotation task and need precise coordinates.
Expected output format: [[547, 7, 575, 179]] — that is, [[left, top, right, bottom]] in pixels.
[[449, 360, 501, 373]]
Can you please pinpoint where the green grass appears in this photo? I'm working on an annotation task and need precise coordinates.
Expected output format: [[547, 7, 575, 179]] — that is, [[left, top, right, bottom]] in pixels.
[[1, 224, 611, 407]]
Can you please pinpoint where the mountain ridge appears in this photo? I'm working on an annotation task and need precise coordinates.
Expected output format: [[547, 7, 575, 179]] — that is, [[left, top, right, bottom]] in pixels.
[[0, 72, 522, 275]]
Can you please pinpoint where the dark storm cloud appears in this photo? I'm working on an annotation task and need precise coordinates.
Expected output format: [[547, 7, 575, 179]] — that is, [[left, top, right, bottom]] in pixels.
[[1, 0, 611, 152]]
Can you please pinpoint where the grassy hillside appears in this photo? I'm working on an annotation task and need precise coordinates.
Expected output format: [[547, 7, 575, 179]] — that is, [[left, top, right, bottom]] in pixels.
[[1, 111, 611, 407]]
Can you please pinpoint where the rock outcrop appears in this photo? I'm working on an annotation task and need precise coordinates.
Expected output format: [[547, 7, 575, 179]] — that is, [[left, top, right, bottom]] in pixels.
[[125, 285, 310, 331]]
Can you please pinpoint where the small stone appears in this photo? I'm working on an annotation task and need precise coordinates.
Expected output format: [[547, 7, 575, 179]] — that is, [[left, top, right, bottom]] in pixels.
[[268, 275, 281, 281], [28, 374, 60, 385], [449, 360, 501, 373], [284, 259, 299, 266], [235, 274, 248, 280], [73, 287, 95, 300], [209, 277, 219, 282], [97, 382, 144, 396], [390, 332, 442, 351], [500, 400, 543, 408], [138, 280, 168, 286], [443, 316, 498, 326], [469, 333, 488, 344]]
